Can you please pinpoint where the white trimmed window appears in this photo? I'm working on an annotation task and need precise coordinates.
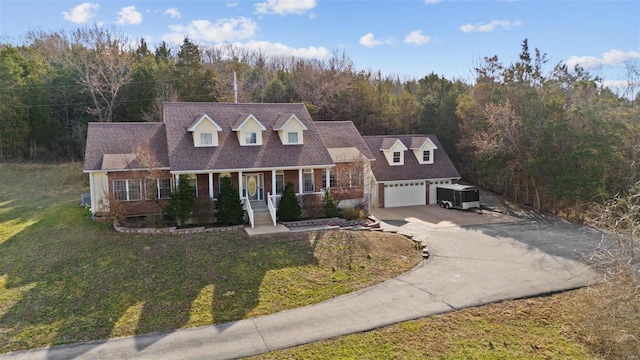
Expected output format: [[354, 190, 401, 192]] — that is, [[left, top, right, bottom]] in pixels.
[[393, 151, 401, 163], [145, 178, 172, 200], [349, 168, 361, 187], [422, 150, 430, 162], [322, 170, 337, 188], [113, 179, 142, 201], [303, 169, 314, 193], [246, 132, 257, 144], [200, 133, 213, 146], [275, 170, 285, 195], [287, 132, 299, 144]]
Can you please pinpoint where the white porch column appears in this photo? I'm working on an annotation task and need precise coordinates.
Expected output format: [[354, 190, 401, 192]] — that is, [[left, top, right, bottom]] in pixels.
[[238, 171, 243, 199], [325, 167, 330, 189], [271, 170, 276, 197], [208, 173, 214, 199], [89, 173, 96, 214], [298, 168, 303, 194]]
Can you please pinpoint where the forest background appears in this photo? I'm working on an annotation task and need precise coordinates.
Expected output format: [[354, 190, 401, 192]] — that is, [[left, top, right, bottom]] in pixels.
[[1, 26, 638, 219]]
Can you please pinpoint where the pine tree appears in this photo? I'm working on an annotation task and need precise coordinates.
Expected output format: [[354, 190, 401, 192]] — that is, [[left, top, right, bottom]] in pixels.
[[216, 176, 244, 226], [277, 182, 301, 221], [323, 188, 339, 218], [166, 175, 194, 226]]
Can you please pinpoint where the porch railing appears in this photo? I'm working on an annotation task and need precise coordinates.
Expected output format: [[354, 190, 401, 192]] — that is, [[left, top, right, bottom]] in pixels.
[[267, 192, 277, 226], [244, 197, 254, 228]]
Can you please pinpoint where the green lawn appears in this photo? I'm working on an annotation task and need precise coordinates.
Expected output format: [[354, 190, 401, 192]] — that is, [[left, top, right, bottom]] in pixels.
[[0, 163, 421, 353]]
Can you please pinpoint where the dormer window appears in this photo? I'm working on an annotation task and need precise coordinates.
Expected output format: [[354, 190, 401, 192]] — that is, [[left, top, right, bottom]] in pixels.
[[380, 138, 408, 166], [288, 132, 299, 144], [273, 113, 307, 145], [410, 136, 437, 164], [233, 114, 266, 146], [188, 114, 222, 147], [200, 133, 213, 146], [422, 150, 430, 162]]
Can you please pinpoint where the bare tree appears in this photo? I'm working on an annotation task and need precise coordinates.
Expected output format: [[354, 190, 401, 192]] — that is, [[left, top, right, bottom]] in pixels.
[[34, 26, 135, 122]]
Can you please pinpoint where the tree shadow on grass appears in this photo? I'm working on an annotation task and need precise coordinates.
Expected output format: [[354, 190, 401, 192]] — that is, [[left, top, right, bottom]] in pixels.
[[0, 204, 317, 358]]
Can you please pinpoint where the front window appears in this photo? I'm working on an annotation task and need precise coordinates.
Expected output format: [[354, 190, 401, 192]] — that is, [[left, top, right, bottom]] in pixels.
[[114, 179, 142, 201], [246, 132, 257, 144], [349, 168, 361, 187], [146, 178, 172, 200], [287, 132, 299, 144], [303, 169, 314, 193], [113, 180, 127, 201], [275, 171, 284, 195], [200, 133, 213, 146], [128, 179, 141, 200], [322, 170, 337, 188], [422, 150, 430, 162], [393, 151, 401, 163]]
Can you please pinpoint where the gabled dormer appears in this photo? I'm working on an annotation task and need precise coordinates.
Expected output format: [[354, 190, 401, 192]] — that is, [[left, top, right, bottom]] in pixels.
[[410, 137, 437, 164], [188, 114, 222, 147], [380, 138, 408, 166], [232, 114, 266, 146], [273, 113, 307, 145]]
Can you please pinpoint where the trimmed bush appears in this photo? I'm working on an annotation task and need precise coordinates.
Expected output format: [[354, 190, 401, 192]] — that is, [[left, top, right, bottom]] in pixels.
[[277, 181, 301, 221], [216, 176, 244, 226], [323, 188, 339, 218], [166, 175, 195, 226]]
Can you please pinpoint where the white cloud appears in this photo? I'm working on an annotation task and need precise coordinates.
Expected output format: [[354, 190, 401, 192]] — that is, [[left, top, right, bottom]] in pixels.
[[227, 1, 239, 7], [359, 33, 394, 48], [255, 0, 317, 15], [163, 17, 257, 43], [424, 0, 443, 4], [567, 49, 640, 70], [460, 19, 523, 33], [116, 6, 142, 25], [62, 3, 99, 24], [404, 30, 432, 45], [223, 40, 330, 59], [164, 7, 181, 19]]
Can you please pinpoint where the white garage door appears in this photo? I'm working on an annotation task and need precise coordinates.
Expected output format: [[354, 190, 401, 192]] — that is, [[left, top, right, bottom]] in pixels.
[[384, 182, 426, 207], [428, 180, 451, 205]]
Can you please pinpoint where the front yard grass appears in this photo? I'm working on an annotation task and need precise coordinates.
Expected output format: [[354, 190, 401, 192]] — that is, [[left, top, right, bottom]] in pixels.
[[0, 163, 421, 353]]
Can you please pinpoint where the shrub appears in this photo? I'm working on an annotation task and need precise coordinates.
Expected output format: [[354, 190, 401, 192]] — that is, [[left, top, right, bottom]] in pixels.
[[340, 207, 364, 220], [166, 175, 195, 226], [216, 176, 244, 226], [323, 188, 339, 218], [277, 181, 301, 221]]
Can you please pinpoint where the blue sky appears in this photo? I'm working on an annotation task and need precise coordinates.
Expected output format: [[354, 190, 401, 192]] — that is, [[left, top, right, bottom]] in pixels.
[[1, 0, 639, 93]]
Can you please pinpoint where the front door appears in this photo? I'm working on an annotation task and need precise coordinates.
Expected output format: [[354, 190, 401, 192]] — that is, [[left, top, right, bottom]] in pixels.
[[245, 173, 263, 201]]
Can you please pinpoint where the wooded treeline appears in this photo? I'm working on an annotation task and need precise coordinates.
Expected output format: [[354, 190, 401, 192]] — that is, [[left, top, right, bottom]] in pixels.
[[1, 27, 638, 218]]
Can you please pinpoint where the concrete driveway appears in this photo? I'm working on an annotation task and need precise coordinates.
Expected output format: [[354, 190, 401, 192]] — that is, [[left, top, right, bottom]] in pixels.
[[1, 207, 602, 360]]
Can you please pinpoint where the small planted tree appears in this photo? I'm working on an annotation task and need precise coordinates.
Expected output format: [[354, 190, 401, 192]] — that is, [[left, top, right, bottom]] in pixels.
[[277, 181, 301, 221], [216, 176, 244, 226], [166, 175, 194, 226], [323, 188, 339, 218]]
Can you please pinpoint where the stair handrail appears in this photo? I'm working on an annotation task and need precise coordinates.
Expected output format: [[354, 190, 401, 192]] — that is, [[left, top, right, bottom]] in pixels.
[[267, 192, 277, 226], [245, 197, 254, 228]]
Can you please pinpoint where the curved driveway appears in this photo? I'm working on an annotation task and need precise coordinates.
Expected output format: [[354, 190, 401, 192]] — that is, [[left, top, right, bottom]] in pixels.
[[1, 206, 601, 360]]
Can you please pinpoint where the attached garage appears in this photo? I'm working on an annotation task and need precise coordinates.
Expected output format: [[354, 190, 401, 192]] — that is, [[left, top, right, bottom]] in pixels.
[[383, 181, 427, 207]]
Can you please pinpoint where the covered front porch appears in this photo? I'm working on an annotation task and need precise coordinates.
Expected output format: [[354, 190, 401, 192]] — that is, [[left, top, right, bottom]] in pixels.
[[173, 167, 333, 228]]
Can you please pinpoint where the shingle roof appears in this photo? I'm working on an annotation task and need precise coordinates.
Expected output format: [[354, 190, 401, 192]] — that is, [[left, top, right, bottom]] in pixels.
[[315, 121, 376, 161], [83, 122, 169, 171], [163, 102, 334, 172], [363, 135, 460, 182]]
